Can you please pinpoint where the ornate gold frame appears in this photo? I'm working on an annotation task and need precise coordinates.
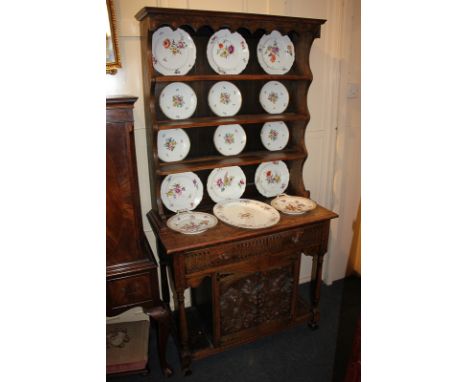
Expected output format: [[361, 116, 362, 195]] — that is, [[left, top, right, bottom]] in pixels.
[[106, 0, 121, 74]]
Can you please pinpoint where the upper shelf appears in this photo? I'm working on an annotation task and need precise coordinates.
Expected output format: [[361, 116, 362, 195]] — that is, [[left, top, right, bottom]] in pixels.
[[155, 113, 309, 130], [152, 74, 312, 83]]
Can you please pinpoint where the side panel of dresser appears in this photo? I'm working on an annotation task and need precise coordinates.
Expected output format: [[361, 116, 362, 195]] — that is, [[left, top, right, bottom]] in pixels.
[[106, 97, 160, 315]]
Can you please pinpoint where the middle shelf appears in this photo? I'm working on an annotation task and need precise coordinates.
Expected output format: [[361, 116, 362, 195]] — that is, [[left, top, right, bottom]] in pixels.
[[156, 149, 306, 175]]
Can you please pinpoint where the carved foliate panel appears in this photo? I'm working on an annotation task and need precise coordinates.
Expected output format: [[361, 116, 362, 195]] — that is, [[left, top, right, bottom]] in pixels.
[[219, 265, 294, 336]]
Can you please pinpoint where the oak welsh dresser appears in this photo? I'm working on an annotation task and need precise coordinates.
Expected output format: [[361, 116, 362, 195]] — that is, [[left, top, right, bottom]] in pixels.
[[135, 7, 338, 374]]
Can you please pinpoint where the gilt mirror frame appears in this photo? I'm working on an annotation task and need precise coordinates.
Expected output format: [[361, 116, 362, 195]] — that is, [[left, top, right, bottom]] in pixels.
[[106, 0, 121, 74]]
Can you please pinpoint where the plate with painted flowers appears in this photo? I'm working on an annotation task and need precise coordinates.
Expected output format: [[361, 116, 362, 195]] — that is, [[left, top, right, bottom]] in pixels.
[[259, 81, 289, 114], [157, 128, 190, 162], [257, 30, 295, 75], [152, 27, 196, 75], [260, 121, 289, 151], [213, 199, 280, 230], [207, 166, 246, 203], [208, 81, 242, 117], [167, 211, 218, 235], [271, 194, 317, 215], [213, 124, 246, 156], [207, 29, 249, 74], [159, 82, 197, 120], [160, 172, 203, 212], [255, 160, 290, 197]]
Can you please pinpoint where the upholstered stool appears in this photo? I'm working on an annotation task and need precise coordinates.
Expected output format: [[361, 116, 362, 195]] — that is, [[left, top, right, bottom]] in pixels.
[[106, 306, 173, 377]]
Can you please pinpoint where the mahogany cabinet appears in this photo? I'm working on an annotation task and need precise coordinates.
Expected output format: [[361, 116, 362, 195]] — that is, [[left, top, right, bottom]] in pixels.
[[106, 96, 161, 315], [135, 7, 338, 374]]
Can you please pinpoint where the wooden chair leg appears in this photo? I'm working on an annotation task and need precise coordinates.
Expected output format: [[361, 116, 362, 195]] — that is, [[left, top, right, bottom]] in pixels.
[[146, 306, 174, 377]]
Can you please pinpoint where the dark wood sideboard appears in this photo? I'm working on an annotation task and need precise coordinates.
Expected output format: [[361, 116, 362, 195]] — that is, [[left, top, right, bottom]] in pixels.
[[106, 96, 172, 376], [135, 7, 338, 375]]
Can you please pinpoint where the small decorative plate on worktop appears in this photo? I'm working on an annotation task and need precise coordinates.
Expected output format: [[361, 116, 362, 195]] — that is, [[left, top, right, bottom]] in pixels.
[[270, 194, 317, 215], [213, 199, 280, 229], [166, 211, 218, 234]]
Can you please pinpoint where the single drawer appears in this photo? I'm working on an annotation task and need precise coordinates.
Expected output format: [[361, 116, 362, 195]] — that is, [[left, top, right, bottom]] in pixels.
[[184, 222, 325, 274], [107, 273, 153, 309]]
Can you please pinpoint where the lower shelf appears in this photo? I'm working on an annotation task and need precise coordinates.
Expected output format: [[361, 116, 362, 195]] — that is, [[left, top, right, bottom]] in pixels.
[[174, 296, 313, 360]]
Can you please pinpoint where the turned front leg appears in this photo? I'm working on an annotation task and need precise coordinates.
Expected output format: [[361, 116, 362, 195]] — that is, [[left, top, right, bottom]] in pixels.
[[146, 306, 173, 377], [176, 289, 192, 375], [308, 253, 324, 330]]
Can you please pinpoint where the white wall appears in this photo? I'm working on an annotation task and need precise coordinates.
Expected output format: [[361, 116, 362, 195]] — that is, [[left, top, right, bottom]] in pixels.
[[106, 0, 361, 291]]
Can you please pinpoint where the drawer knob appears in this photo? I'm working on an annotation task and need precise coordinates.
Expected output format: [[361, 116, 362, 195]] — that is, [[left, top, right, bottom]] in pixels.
[[291, 231, 303, 244]]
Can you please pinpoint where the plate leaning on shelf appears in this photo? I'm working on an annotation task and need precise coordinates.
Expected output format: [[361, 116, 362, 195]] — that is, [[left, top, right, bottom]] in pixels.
[[271, 194, 317, 215], [259, 81, 289, 114], [255, 160, 290, 197], [257, 30, 295, 75], [207, 166, 246, 203], [159, 82, 197, 120], [160, 172, 203, 212], [213, 124, 246, 156], [260, 121, 289, 151], [213, 199, 280, 229], [208, 81, 242, 117], [167, 211, 218, 235], [207, 29, 249, 74], [152, 26, 196, 75], [157, 129, 190, 162]]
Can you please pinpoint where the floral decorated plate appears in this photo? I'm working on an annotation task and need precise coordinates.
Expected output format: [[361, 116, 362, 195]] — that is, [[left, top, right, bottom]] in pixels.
[[257, 30, 295, 75], [160, 172, 203, 212], [213, 199, 280, 229], [271, 194, 317, 215], [166, 211, 218, 234], [152, 27, 196, 75], [255, 160, 290, 197], [213, 124, 246, 156], [159, 82, 197, 120], [207, 166, 246, 203], [157, 129, 190, 162], [207, 29, 249, 74], [208, 81, 242, 117], [260, 121, 289, 151], [259, 81, 289, 114]]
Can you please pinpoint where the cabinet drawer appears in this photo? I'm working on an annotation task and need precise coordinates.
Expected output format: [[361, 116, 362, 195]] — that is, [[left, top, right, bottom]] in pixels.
[[107, 273, 153, 309], [184, 222, 324, 274]]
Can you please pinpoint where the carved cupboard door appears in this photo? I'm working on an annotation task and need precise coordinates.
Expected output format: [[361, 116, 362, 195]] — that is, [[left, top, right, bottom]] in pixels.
[[217, 262, 295, 342]]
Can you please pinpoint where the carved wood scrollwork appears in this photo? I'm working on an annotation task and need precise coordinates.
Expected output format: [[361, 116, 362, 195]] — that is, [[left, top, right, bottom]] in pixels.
[[219, 265, 294, 336]]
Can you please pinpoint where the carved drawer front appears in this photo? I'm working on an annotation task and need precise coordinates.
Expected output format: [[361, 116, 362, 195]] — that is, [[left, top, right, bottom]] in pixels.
[[218, 264, 294, 338], [107, 273, 153, 310], [184, 223, 324, 274]]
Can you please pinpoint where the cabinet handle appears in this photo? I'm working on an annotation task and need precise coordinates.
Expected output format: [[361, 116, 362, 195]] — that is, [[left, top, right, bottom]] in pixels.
[[291, 230, 304, 244]]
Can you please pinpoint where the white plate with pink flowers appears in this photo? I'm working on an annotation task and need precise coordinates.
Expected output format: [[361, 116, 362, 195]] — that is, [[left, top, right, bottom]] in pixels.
[[152, 27, 196, 75], [207, 166, 246, 203], [207, 29, 249, 74], [157, 129, 190, 162], [213, 199, 280, 230], [270, 194, 317, 215], [255, 160, 290, 197], [259, 81, 289, 114], [208, 81, 242, 117], [257, 30, 295, 75], [260, 121, 289, 151], [159, 82, 197, 120], [160, 172, 203, 212], [166, 211, 218, 235], [213, 124, 246, 156]]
